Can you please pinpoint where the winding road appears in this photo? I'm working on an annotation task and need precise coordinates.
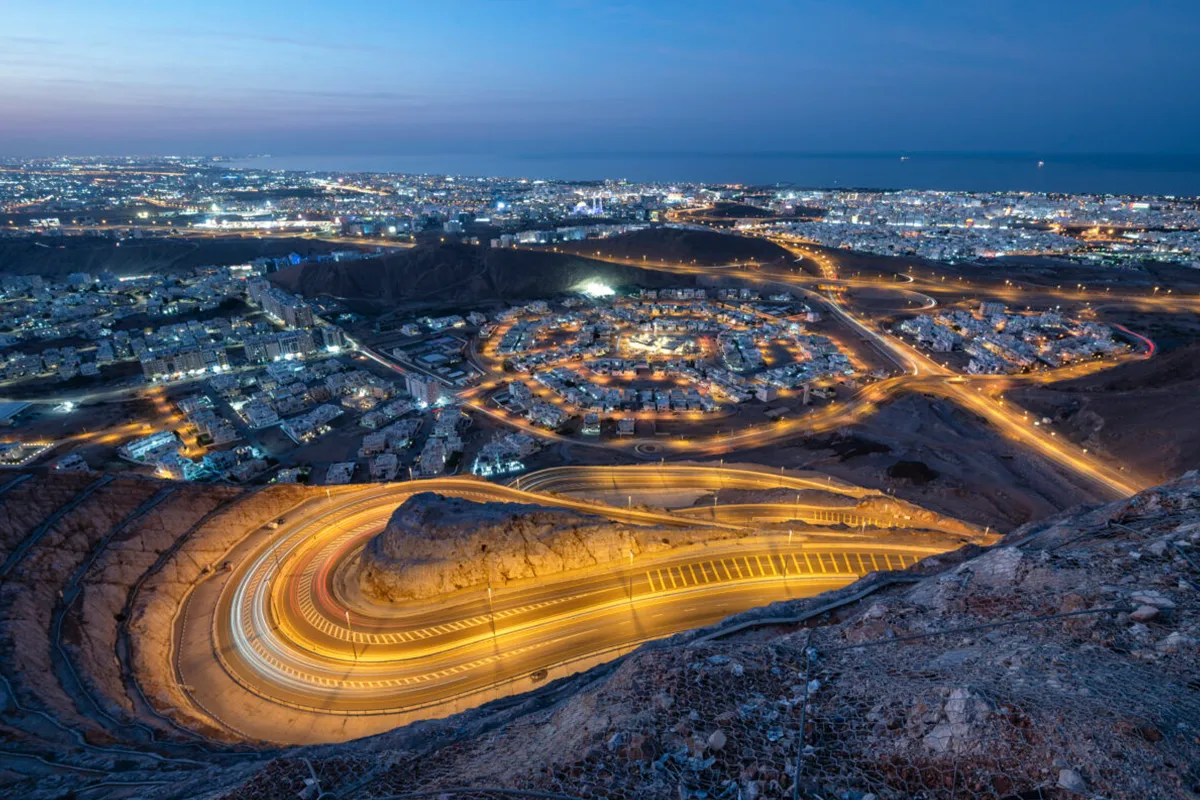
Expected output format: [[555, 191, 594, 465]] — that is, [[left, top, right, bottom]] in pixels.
[[183, 465, 969, 743]]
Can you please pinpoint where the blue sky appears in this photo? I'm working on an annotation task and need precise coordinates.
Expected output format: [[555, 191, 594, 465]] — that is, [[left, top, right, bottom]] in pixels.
[[2, 0, 1198, 156]]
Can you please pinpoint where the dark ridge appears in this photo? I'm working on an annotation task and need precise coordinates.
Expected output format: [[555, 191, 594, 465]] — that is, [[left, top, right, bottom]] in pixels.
[[568, 227, 793, 266], [270, 241, 696, 311], [0, 235, 360, 278]]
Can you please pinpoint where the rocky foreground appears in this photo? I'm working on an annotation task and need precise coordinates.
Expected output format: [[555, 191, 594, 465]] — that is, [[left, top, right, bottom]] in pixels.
[[356, 492, 735, 601], [1, 472, 1198, 799]]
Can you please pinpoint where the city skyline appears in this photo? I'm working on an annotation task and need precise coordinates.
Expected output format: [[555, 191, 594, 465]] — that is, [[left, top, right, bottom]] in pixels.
[[3, 0, 1199, 158]]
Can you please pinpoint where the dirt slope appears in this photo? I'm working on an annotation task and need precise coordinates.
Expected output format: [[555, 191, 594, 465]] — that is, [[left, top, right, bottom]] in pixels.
[[1012, 343, 1200, 484]]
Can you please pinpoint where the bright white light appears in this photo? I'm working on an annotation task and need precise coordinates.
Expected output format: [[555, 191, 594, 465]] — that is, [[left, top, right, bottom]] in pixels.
[[578, 280, 615, 298]]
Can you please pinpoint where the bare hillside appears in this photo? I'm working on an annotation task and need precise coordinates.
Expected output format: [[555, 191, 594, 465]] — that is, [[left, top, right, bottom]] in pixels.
[[565, 227, 794, 267], [1012, 343, 1200, 483], [270, 241, 694, 310], [0, 235, 357, 277]]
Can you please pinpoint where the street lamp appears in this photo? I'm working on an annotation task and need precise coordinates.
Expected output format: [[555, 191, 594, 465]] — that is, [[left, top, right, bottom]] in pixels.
[[345, 610, 357, 662], [486, 581, 496, 637]]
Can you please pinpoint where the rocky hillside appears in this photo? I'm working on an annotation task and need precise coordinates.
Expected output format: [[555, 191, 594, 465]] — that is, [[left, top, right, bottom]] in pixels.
[[355, 492, 733, 601], [0, 471, 1197, 798], [0, 235, 357, 278], [561, 227, 794, 267], [270, 242, 694, 311]]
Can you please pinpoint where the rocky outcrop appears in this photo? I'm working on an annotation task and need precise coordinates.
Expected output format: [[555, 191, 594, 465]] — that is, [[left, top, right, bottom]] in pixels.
[[704, 485, 985, 540], [357, 493, 735, 601]]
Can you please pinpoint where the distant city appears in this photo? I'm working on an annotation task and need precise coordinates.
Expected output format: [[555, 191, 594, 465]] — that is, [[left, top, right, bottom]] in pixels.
[[4, 155, 1198, 267], [0, 155, 1192, 485]]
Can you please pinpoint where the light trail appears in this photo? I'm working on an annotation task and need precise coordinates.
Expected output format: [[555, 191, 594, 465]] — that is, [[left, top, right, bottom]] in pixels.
[[199, 467, 974, 730]]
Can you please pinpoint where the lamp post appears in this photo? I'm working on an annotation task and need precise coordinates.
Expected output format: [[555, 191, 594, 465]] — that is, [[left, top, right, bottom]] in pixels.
[[345, 610, 357, 662], [487, 581, 496, 638], [627, 548, 634, 603]]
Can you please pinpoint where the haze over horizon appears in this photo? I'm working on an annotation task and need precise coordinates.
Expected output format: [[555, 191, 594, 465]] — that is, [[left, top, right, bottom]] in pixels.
[[4, 0, 1199, 160]]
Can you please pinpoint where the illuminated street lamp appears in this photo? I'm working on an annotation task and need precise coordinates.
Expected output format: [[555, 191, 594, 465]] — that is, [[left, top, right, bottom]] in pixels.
[[345, 610, 357, 661], [486, 581, 496, 637]]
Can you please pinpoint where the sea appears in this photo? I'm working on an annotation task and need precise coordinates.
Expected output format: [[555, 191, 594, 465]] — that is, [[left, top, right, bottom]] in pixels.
[[224, 152, 1200, 197]]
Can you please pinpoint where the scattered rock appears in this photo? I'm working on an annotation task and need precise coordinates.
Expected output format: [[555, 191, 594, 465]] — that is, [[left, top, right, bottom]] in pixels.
[[1130, 589, 1176, 609], [1155, 631, 1197, 653], [1129, 604, 1161, 623], [1057, 768, 1087, 794]]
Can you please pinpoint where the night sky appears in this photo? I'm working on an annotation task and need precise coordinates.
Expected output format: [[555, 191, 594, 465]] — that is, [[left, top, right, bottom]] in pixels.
[[3, 0, 1198, 157]]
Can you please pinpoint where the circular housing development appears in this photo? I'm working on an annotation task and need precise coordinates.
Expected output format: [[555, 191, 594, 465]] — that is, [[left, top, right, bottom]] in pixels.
[[474, 286, 864, 450]]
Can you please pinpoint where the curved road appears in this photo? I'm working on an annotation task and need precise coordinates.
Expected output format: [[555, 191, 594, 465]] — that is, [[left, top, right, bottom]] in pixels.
[[185, 466, 966, 742]]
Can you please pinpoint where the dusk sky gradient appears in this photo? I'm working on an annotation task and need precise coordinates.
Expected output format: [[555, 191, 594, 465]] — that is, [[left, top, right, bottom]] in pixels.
[[3, 0, 1199, 158]]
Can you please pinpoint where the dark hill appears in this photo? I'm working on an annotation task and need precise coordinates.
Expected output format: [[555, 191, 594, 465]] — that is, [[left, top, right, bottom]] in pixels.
[[1011, 342, 1200, 483], [0, 235, 358, 278], [270, 242, 696, 310], [704, 201, 775, 219], [569, 227, 793, 267]]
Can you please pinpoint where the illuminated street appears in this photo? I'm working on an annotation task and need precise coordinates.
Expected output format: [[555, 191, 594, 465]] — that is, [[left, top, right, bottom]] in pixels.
[[178, 465, 976, 742]]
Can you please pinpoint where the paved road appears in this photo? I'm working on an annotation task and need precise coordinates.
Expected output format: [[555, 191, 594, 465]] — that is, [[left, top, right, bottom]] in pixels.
[[509, 463, 873, 498], [182, 467, 959, 741]]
